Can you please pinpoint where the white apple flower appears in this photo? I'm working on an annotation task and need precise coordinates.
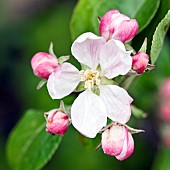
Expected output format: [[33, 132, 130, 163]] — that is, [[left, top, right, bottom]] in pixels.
[[47, 32, 133, 138]]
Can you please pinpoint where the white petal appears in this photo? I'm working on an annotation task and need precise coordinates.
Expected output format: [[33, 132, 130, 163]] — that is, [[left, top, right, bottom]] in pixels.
[[116, 131, 134, 161], [71, 89, 107, 138], [99, 39, 132, 79], [99, 85, 133, 124], [71, 32, 106, 69], [47, 62, 81, 99], [114, 39, 127, 51]]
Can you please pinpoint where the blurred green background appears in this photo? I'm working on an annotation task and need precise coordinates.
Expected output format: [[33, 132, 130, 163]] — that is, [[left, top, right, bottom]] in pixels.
[[0, 0, 170, 170]]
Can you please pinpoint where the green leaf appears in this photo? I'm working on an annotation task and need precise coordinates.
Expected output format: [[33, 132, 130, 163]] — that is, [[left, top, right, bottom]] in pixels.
[[70, 0, 98, 41], [133, 0, 161, 33], [150, 10, 170, 64], [0, 140, 10, 170], [6, 110, 62, 170], [71, 0, 160, 41], [152, 147, 170, 170], [92, 0, 161, 34], [139, 38, 147, 53], [131, 105, 147, 119]]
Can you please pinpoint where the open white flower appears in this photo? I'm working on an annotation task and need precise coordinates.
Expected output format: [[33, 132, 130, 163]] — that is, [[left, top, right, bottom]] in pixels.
[[47, 32, 133, 138]]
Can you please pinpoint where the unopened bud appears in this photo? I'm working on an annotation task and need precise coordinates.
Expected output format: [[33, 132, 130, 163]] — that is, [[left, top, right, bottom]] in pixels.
[[159, 101, 170, 122], [160, 78, 170, 99], [132, 52, 149, 74], [31, 52, 59, 79], [99, 10, 138, 42], [45, 109, 69, 136], [160, 124, 170, 148], [101, 124, 134, 161], [163, 134, 170, 148]]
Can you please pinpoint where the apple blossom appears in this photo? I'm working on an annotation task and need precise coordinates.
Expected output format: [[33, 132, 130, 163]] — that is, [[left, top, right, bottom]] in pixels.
[[45, 109, 69, 136], [31, 52, 59, 79], [132, 52, 149, 74], [101, 124, 134, 160], [47, 32, 133, 138], [99, 10, 139, 42]]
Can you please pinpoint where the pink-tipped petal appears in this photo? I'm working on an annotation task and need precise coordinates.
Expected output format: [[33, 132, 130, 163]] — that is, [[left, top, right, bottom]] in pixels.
[[71, 32, 106, 69], [160, 78, 170, 99], [47, 62, 81, 99], [113, 19, 139, 43], [159, 101, 170, 122], [102, 125, 127, 156], [99, 10, 121, 40], [116, 132, 134, 161], [99, 39, 132, 79], [99, 85, 133, 124], [71, 89, 107, 138]]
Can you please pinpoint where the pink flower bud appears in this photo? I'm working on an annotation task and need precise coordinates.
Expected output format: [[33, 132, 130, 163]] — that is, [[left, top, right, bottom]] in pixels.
[[163, 134, 170, 148], [45, 109, 69, 136], [31, 52, 59, 79], [101, 125, 134, 161], [132, 52, 149, 74], [160, 78, 170, 99], [99, 10, 139, 42], [159, 101, 170, 122]]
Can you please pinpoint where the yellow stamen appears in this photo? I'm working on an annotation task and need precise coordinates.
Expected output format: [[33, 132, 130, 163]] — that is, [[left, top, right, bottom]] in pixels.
[[79, 69, 100, 89]]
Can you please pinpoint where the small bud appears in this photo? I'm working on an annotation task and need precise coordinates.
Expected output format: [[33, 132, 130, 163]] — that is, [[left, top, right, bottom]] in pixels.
[[160, 124, 170, 148], [163, 134, 170, 148], [160, 78, 170, 99], [132, 52, 149, 74], [159, 101, 170, 122], [101, 124, 134, 161], [45, 109, 69, 136], [99, 10, 138, 42], [31, 52, 59, 79]]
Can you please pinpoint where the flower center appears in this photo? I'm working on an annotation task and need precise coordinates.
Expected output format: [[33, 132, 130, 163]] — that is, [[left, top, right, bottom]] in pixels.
[[79, 69, 100, 89]]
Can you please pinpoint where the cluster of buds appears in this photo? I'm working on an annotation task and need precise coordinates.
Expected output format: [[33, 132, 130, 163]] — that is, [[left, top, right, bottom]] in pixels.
[[30, 9, 152, 161], [158, 78, 170, 148]]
